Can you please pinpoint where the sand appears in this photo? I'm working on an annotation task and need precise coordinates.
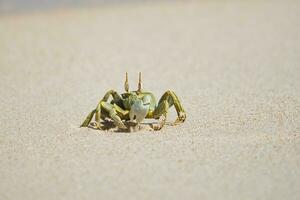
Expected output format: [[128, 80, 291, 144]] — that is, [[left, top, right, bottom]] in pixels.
[[0, 1, 300, 200]]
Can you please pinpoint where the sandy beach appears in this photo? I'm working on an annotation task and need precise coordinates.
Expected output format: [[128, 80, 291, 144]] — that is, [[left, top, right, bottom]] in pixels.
[[0, 1, 300, 199]]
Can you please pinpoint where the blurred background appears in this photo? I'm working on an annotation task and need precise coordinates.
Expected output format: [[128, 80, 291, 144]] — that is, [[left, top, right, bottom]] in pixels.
[[1, 0, 299, 200], [0, 0, 162, 14]]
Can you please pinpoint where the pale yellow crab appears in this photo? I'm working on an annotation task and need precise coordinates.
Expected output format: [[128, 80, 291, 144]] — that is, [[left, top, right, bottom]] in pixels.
[[81, 73, 186, 130]]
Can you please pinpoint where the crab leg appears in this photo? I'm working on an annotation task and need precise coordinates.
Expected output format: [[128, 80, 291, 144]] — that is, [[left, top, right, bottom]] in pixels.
[[152, 100, 169, 130], [80, 109, 96, 127], [155, 90, 186, 124], [113, 103, 129, 119], [101, 102, 126, 129], [80, 90, 124, 128], [102, 90, 123, 103]]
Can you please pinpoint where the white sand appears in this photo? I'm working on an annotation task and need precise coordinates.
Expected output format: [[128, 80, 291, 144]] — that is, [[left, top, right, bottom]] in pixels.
[[0, 1, 300, 200]]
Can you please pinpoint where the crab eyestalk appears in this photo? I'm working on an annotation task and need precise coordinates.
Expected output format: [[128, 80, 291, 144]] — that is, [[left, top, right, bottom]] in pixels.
[[124, 72, 129, 92], [137, 72, 142, 93]]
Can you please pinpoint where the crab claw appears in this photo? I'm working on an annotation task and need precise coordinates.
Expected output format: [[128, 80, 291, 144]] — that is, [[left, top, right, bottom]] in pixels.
[[130, 96, 151, 124]]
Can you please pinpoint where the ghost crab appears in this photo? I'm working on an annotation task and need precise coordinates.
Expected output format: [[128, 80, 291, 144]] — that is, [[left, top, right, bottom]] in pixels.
[[81, 72, 186, 131]]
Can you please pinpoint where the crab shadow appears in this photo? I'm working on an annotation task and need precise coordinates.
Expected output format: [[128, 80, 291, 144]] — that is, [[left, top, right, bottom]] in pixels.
[[87, 120, 165, 132]]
